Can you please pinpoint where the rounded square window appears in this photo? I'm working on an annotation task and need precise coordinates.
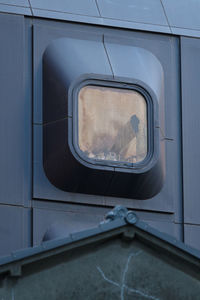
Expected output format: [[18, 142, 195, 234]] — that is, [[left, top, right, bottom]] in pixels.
[[78, 85, 147, 165]]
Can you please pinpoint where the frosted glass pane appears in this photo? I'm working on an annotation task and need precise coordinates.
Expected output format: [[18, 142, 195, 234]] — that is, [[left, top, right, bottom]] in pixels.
[[78, 86, 147, 164]]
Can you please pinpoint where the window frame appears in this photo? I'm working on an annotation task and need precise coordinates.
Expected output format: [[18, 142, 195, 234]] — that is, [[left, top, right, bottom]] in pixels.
[[71, 79, 154, 170]]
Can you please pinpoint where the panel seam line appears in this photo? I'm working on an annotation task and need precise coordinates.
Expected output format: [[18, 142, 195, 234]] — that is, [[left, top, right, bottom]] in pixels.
[[103, 35, 114, 78], [27, 0, 33, 16], [95, 0, 101, 17], [160, 0, 172, 33]]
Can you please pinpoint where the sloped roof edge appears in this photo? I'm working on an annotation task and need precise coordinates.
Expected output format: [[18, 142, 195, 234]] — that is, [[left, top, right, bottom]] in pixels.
[[0, 206, 199, 277]]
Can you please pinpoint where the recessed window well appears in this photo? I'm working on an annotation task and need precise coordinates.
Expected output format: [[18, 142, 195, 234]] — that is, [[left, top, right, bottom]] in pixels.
[[78, 85, 147, 165], [43, 37, 165, 199]]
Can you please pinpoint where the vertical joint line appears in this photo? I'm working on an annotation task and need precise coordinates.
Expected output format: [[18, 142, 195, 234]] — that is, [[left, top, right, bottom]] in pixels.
[[30, 21, 34, 250], [179, 37, 185, 243], [103, 35, 114, 78]]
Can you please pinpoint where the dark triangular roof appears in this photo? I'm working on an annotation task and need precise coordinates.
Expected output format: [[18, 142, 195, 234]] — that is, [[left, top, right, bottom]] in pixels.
[[0, 207, 200, 299]]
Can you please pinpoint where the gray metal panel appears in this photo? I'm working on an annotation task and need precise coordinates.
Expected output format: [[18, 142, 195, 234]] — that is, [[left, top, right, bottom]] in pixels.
[[162, 0, 200, 31], [0, 205, 31, 257], [33, 199, 178, 224], [33, 24, 181, 216], [30, 0, 99, 16], [104, 32, 179, 139], [33, 8, 171, 34], [33, 24, 111, 124], [33, 199, 183, 241], [97, 0, 168, 26], [103, 141, 182, 217], [32, 8, 103, 26], [32, 8, 171, 35], [33, 125, 105, 206], [32, 199, 109, 215], [171, 27, 200, 39], [33, 203, 182, 246], [0, 13, 31, 206], [33, 124, 174, 212], [33, 207, 104, 245], [146, 221, 182, 241], [102, 17, 171, 34], [33, 24, 67, 124], [33, 22, 179, 136], [102, 34, 181, 216], [0, 3, 31, 15], [184, 224, 200, 251], [104, 38, 164, 101], [181, 37, 200, 225], [2, 1, 200, 39], [0, 0, 29, 6], [22, 18, 33, 207]]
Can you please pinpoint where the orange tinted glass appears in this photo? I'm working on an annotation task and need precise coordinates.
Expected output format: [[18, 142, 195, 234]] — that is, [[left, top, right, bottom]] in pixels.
[[78, 86, 147, 164]]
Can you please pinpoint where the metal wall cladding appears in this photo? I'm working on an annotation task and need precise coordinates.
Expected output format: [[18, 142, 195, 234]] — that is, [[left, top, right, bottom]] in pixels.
[[0, 14, 32, 207], [42, 37, 165, 199], [0, 12, 190, 257], [2, 1, 200, 38], [0, 0, 29, 5], [33, 20, 181, 215], [96, 0, 168, 25], [0, 14, 32, 257], [32, 201, 182, 245], [162, 0, 200, 33], [30, 0, 99, 16], [184, 225, 200, 250], [181, 37, 200, 244], [0, 205, 31, 257], [30, 20, 183, 251], [33, 206, 105, 245]]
